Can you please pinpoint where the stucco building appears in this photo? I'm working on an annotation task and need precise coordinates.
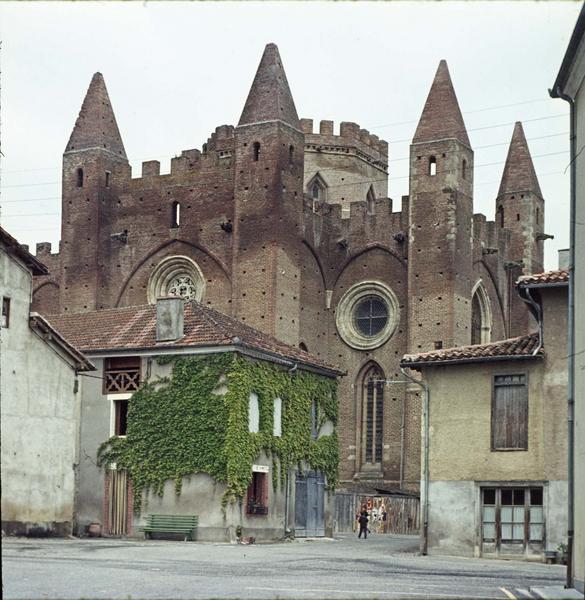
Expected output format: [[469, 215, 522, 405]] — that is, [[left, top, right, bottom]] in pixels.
[[46, 297, 341, 541], [1, 228, 93, 536], [401, 269, 568, 560], [29, 44, 551, 493], [550, 3, 585, 591]]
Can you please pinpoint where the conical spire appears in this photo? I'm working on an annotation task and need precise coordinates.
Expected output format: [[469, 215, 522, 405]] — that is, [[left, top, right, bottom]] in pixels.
[[413, 60, 470, 147], [497, 122, 542, 198], [66, 73, 127, 158], [238, 43, 300, 129]]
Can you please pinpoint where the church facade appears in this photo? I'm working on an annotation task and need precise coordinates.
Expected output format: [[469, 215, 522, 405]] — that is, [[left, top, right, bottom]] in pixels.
[[31, 44, 548, 492]]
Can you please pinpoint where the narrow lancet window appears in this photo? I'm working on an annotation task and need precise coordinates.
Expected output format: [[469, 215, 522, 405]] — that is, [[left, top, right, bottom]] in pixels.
[[462, 159, 467, 180], [289, 145, 294, 165], [76, 168, 84, 188], [429, 156, 437, 176], [253, 142, 261, 162], [171, 201, 181, 228]]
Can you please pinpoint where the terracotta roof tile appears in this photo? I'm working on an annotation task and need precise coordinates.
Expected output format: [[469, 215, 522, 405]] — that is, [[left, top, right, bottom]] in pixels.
[[45, 302, 341, 375], [517, 270, 569, 286], [401, 333, 542, 367]]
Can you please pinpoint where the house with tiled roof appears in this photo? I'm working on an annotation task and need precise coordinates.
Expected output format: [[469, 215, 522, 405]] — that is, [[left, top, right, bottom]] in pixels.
[[46, 297, 342, 542], [400, 263, 569, 560], [1, 228, 94, 537]]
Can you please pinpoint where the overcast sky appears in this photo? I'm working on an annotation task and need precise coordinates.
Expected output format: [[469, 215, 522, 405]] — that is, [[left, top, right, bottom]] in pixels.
[[0, 1, 581, 271]]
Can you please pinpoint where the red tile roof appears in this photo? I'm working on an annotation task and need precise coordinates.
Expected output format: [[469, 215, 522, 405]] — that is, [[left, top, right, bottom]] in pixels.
[[401, 333, 543, 367], [517, 270, 569, 286], [45, 302, 342, 376]]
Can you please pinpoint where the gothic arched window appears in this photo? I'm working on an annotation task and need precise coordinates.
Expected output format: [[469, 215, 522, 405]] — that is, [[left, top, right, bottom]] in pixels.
[[307, 173, 327, 202], [362, 365, 384, 465], [471, 282, 492, 345], [366, 185, 376, 214]]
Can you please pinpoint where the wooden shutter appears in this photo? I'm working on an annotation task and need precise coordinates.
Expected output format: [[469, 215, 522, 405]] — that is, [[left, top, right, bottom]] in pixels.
[[492, 375, 528, 450]]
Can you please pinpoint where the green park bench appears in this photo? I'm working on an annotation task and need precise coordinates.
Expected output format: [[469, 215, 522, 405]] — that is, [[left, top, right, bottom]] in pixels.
[[140, 514, 198, 541]]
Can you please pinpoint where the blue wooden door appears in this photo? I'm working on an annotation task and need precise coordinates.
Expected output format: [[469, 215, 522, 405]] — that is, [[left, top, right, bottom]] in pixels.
[[295, 470, 325, 537]]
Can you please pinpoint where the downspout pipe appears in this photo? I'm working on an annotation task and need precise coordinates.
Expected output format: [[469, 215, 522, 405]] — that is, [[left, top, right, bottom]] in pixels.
[[550, 85, 576, 590], [400, 367, 430, 556], [518, 285, 544, 356]]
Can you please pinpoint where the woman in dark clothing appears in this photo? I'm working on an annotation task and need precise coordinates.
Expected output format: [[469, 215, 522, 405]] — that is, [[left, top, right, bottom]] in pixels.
[[358, 508, 369, 539]]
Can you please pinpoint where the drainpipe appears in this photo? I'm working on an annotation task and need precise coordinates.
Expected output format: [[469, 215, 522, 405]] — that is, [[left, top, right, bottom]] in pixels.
[[400, 367, 429, 555], [550, 85, 575, 590], [399, 397, 406, 489], [519, 286, 544, 356]]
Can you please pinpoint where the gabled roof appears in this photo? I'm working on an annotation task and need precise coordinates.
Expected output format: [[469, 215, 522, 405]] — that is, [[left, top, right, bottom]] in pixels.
[[45, 302, 342, 377], [0, 227, 48, 275], [412, 60, 470, 147], [401, 333, 543, 368], [517, 269, 569, 287], [497, 122, 543, 199], [66, 72, 127, 158], [238, 43, 300, 130]]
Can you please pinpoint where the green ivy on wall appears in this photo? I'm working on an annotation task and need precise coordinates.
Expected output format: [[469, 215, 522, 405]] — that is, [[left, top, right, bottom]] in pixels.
[[97, 353, 338, 511]]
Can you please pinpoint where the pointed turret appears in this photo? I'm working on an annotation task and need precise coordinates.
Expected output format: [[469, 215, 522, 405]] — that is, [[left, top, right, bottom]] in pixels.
[[497, 122, 542, 198], [413, 60, 470, 147], [238, 43, 300, 130], [66, 72, 127, 158], [495, 121, 545, 283]]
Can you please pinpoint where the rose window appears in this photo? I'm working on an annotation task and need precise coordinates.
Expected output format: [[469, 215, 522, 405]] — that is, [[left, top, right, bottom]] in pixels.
[[167, 275, 198, 300], [147, 256, 205, 304]]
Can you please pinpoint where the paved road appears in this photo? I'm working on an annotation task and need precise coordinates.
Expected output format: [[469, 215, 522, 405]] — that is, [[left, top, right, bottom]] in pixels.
[[2, 533, 566, 599]]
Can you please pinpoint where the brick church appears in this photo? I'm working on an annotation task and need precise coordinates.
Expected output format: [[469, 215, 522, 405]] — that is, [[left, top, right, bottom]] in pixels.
[[31, 44, 547, 492]]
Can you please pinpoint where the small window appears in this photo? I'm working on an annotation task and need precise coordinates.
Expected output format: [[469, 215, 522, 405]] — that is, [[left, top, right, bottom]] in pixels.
[[273, 397, 282, 437], [536, 208, 540, 225], [248, 392, 259, 433], [289, 145, 294, 165], [253, 142, 260, 162], [492, 374, 528, 450], [462, 159, 467, 180], [171, 201, 181, 228], [2, 297, 10, 328], [434, 341, 443, 350], [105, 171, 111, 188], [311, 183, 320, 199], [516, 213, 520, 221], [114, 399, 129, 436], [76, 168, 84, 188], [311, 399, 319, 440], [247, 472, 268, 515], [366, 186, 376, 214], [429, 156, 437, 176], [299, 342, 308, 352], [498, 205, 504, 228]]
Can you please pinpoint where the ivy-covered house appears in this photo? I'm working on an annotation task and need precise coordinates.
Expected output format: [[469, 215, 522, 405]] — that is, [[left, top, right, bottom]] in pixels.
[[46, 298, 342, 541]]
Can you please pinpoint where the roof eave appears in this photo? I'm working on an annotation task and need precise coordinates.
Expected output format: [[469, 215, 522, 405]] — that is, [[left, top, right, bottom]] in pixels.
[[80, 341, 343, 378], [400, 352, 544, 370], [550, 4, 585, 97], [29, 314, 95, 371]]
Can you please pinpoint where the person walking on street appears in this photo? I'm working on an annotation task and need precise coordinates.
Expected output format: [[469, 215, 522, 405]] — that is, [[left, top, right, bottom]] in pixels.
[[358, 507, 369, 539]]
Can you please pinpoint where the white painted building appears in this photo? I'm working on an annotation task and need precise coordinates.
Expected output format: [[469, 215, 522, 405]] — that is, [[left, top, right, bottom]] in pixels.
[[1, 228, 93, 536]]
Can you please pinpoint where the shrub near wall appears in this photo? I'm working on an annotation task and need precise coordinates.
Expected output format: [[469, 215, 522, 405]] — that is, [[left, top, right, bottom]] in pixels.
[[98, 353, 338, 510]]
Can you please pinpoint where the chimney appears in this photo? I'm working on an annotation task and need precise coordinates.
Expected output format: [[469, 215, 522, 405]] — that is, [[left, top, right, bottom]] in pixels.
[[156, 297, 184, 342], [558, 249, 570, 271]]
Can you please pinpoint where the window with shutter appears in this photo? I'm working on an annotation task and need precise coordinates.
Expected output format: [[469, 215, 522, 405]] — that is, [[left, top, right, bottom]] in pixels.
[[492, 374, 528, 450]]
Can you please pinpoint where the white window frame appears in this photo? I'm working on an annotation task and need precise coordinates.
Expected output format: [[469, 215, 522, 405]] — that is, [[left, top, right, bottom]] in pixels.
[[108, 393, 132, 437]]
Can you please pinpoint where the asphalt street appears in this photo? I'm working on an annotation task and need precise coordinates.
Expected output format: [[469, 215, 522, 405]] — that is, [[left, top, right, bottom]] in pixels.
[[2, 533, 566, 599]]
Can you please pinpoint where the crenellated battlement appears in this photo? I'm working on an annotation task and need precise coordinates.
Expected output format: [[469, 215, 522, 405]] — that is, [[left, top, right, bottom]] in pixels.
[[300, 118, 388, 172]]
